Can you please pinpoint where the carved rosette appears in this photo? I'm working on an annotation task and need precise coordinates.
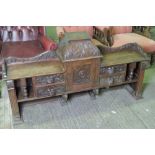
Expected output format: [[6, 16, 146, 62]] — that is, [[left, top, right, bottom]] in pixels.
[[73, 65, 91, 84]]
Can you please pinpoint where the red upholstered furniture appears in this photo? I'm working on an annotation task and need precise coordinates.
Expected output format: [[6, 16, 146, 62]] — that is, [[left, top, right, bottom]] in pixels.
[[108, 26, 155, 64], [56, 26, 112, 47], [56, 26, 109, 39], [112, 33, 155, 52], [59, 26, 154, 53], [0, 26, 57, 79], [112, 26, 132, 34], [62, 26, 94, 37], [110, 26, 155, 53]]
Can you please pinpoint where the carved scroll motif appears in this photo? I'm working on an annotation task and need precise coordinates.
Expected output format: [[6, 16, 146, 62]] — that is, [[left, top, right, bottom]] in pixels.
[[100, 64, 127, 75]]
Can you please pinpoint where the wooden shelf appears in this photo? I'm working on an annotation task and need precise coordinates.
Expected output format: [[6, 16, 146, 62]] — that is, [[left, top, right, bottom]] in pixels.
[[101, 50, 148, 67], [17, 92, 65, 103], [99, 79, 138, 88], [7, 61, 64, 80]]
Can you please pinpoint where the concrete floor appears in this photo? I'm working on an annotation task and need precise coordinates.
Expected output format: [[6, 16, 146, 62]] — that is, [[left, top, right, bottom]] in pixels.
[[0, 82, 12, 128], [0, 65, 155, 129]]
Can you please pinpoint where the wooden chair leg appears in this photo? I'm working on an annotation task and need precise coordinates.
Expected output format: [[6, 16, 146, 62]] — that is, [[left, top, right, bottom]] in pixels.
[[89, 88, 99, 100], [93, 88, 100, 95], [62, 94, 68, 102]]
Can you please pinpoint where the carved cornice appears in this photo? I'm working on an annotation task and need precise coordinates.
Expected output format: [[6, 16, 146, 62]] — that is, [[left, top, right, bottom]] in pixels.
[[57, 40, 101, 61]]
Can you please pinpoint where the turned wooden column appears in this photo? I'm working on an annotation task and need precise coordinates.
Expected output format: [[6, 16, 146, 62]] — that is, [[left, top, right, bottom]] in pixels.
[[7, 80, 20, 119], [127, 62, 137, 81], [20, 78, 28, 98], [135, 62, 147, 99]]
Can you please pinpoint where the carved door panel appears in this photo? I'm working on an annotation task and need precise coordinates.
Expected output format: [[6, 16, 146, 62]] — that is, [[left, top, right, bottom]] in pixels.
[[66, 59, 99, 92]]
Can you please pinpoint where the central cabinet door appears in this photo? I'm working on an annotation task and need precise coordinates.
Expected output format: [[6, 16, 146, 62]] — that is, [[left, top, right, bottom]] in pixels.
[[65, 59, 99, 92]]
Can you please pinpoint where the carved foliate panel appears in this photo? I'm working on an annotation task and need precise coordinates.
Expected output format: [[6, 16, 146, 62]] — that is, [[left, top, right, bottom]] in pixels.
[[35, 74, 64, 85], [100, 75, 125, 86], [57, 39, 101, 61], [73, 64, 91, 84], [36, 85, 65, 97], [113, 75, 125, 84], [100, 77, 114, 86], [100, 64, 126, 75], [114, 64, 126, 73]]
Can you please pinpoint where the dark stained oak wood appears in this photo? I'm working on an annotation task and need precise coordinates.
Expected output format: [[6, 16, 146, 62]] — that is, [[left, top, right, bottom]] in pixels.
[[7, 60, 64, 80], [6, 80, 20, 118], [4, 31, 150, 121]]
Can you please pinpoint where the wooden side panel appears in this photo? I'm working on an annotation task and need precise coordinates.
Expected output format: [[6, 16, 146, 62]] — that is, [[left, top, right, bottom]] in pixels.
[[7, 80, 20, 118], [135, 62, 146, 98]]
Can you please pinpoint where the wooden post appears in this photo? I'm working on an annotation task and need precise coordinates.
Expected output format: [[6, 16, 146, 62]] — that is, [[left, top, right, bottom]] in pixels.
[[6, 80, 20, 120], [135, 62, 146, 99], [20, 78, 28, 98]]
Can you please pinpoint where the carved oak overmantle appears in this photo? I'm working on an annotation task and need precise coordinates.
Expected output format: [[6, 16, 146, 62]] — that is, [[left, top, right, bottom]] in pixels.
[[3, 31, 150, 121]]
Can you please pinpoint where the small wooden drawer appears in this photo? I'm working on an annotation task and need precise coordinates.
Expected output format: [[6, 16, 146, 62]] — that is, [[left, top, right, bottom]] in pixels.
[[100, 64, 127, 75], [114, 64, 127, 72], [35, 74, 64, 86], [35, 85, 65, 98], [100, 77, 114, 86], [100, 74, 126, 86], [113, 74, 126, 84]]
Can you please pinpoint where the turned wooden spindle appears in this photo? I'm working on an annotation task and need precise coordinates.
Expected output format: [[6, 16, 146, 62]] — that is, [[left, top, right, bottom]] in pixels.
[[127, 63, 137, 81], [20, 78, 28, 98]]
